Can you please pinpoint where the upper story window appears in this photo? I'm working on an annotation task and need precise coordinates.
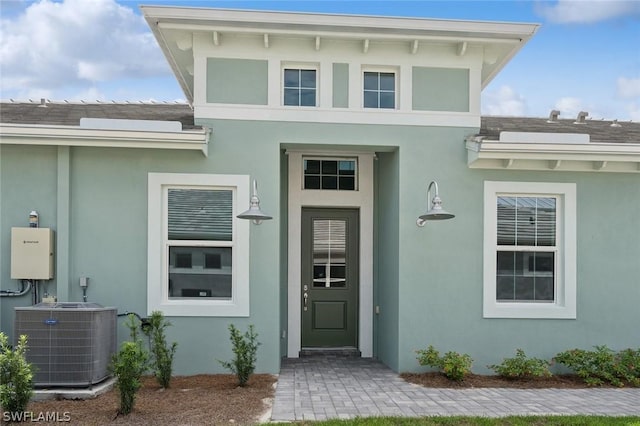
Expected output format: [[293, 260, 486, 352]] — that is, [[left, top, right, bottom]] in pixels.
[[303, 158, 357, 190], [483, 181, 576, 319], [283, 67, 317, 106], [363, 71, 395, 109]]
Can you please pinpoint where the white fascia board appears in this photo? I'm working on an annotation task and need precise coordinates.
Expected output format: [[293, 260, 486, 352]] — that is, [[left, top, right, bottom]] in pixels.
[[0, 123, 210, 157], [157, 22, 527, 45], [467, 139, 640, 172], [141, 6, 539, 40]]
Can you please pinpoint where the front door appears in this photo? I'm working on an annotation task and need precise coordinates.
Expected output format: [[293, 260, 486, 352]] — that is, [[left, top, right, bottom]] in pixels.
[[301, 208, 359, 348]]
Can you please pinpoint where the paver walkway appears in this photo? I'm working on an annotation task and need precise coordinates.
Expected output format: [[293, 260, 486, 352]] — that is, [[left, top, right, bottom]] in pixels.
[[270, 356, 640, 421]]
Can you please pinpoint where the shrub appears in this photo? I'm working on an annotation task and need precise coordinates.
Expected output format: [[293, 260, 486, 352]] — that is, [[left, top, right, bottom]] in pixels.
[[554, 345, 640, 387], [617, 348, 640, 386], [218, 324, 260, 387], [110, 315, 149, 415], [489, 349, 551, 379], [416, 345, 472, 382], [144, 311, 177, 389], [0, 333, 34, 416]]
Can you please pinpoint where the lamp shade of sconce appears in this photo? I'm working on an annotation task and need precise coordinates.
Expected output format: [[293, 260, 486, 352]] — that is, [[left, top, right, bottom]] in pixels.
[[417, 181, 455, 227], [237, 179, 273, 225]]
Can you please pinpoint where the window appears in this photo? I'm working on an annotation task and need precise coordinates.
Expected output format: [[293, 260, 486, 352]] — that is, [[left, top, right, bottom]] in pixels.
[[148, 173, 250, 317], [363, 71, 395, 109], [483, 181, 576, 319], [283, 67, 317, 106], [303, 158, 357, 190]]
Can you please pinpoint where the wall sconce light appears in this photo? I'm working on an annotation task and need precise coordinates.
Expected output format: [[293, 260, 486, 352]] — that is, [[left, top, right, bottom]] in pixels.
[[237, 179, 273, 225], [416, 181, 455, 227]]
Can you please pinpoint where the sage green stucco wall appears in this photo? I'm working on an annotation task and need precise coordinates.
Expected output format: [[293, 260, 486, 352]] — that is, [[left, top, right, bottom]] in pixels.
[[0, 140, 281, 375], [207, 58, 268, 105], [2, 118, 639, 376], [0, 145, 59, 333], [332, 63, 349, 108], [395, 146, 640, 373], [412, 67, 469, 112], [374, 150, 400, 371]]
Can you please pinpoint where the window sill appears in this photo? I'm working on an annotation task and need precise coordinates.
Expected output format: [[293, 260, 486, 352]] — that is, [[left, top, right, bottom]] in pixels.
[[483, 303, 576, 319], [150, 299, 249, 317]]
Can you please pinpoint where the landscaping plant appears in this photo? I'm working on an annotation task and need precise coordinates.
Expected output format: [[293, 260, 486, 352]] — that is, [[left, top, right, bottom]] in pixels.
[[144, 310, 177, 388], [416, 345, 472, 381], [554, 345, 640, 387], [0, 333, 34, 416], [488, 348, 551, 379], [110, 314, 149, 415], [218, 324, 260, 387]]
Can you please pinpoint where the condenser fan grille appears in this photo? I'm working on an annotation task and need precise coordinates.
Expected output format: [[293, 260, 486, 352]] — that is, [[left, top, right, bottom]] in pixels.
[[14, 303, 116, 387]]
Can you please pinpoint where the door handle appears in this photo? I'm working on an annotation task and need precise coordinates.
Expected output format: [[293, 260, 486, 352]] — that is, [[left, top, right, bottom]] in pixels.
[[303, 292, 308, 311]]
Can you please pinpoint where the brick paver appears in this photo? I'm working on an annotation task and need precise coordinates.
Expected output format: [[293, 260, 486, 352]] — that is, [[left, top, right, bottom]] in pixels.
[[270, 356, 640, 421]]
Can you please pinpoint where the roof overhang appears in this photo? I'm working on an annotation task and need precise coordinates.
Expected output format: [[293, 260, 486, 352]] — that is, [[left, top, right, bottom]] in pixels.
[[0, 123, 210, 156], [466, 134, 640, 173], [141, 5, 539, 104]]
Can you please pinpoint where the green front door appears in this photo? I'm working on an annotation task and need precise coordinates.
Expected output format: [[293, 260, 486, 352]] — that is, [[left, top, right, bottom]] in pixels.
[[301, 208, 359, 348]]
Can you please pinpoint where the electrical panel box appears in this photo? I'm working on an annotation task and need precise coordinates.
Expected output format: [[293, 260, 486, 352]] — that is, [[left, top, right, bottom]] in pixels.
[[11, 227, 54, 280]]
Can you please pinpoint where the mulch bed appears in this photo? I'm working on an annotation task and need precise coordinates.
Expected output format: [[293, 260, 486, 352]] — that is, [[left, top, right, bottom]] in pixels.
[[401, 372, 616, 389], [15, 374, 276, 426]]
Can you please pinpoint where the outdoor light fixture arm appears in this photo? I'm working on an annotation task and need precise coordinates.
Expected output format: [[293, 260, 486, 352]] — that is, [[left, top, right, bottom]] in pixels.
[[416, 180, 455, 227], [237, 179, 273, 225]]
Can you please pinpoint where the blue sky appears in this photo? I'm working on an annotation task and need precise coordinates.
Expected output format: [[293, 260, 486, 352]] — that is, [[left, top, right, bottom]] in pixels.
[[1, 0, 639, 120]]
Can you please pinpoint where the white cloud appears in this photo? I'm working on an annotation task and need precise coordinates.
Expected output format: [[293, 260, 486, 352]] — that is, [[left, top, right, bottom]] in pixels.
[[617, 77, 640, 99], [482, 86, 527, 116], [554, 97, 585, 117], [628, 102, 640, 121], [0, 0, 169, 99], [535, 0, 640, 24]]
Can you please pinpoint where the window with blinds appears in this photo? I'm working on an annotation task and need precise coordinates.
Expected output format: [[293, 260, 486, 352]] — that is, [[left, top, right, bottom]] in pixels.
[[483, 181, 576, 319], [166, 188, 233, 300], [496, 196, 557, 302]]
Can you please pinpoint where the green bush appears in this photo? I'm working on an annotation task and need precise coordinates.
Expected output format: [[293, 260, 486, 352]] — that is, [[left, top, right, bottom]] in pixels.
[[488, 349, 551, 379], [144, 311, 177, 389], [0, 333, 34, 415], [416, 345, 473, 382], [218, 324, 260, 387], [554, 345, 640, 387], [110, 315, 149, 415]]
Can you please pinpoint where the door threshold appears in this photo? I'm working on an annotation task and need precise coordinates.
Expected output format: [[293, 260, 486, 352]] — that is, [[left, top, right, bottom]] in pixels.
[[299, 347, 361, 358]]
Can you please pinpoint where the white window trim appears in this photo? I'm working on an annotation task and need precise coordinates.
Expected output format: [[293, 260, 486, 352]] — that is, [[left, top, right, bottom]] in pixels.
[[301, 156, 359, 191], [281, 62, 319, 107], [483, 181, 576, 319], [148, 173, 250, 317], [362, 66, 399, 110]]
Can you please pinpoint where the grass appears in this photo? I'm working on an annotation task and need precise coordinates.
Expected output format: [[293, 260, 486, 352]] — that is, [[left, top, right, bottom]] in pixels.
[[279, 416, 640, 425]]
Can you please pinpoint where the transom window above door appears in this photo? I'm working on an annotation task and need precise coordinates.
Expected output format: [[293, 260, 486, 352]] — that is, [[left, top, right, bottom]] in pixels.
[[303, 158, 357, 190], [283, 68, 317, 106]]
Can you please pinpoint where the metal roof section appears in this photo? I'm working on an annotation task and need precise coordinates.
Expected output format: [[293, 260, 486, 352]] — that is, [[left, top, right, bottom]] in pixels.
[[467, 111, 640, 173], [0, 101, 209, 156], [141, 5, 540, 103]]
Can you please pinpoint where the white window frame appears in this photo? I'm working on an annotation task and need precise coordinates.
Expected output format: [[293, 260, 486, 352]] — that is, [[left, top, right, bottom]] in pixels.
[[362, 66, 398, 110], [148, 173, 250, 317], [282, 63, 319, 107], [483, 181, 576, 319], [301, 156, 359, 191]]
